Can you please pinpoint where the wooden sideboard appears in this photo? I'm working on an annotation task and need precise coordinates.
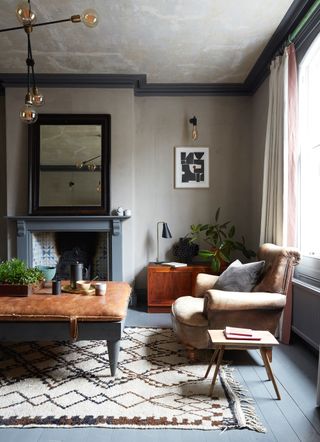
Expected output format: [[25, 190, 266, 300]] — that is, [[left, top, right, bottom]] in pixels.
[[147, 263, 213, 312]]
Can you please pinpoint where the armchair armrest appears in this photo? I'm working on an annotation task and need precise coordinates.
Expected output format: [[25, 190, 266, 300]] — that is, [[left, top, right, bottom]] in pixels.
[[204, 290, 286, 313], [194, 273, 219, 297]]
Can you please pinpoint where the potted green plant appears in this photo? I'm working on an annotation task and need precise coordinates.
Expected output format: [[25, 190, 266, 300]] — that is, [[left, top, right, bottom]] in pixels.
[[188, 208, 256, 272], [0, 258, 45, 296]]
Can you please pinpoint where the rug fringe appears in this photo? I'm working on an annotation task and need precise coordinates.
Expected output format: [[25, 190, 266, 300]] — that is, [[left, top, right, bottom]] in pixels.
[[219, 365, 266, 433]]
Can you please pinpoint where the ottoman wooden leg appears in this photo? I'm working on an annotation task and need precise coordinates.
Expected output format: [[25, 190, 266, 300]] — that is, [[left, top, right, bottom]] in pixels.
[[107, 339, 121, 376]]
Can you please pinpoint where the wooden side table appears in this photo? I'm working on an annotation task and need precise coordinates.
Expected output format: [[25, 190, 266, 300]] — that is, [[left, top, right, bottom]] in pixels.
[[147, 263, 213, 312], [205, 329, 281, 400]]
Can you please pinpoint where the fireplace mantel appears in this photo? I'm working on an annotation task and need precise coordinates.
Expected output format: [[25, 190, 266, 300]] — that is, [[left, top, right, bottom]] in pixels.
[[7, 216, 130, 281]]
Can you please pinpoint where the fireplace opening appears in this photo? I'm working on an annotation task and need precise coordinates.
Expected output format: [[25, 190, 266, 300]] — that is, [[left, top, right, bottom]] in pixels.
[[32, 231, 110, 281], [55, 232, 99, 280]]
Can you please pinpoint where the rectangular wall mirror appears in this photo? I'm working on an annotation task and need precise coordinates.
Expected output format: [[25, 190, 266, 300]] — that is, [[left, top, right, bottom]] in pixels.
[[28, 114, 110, 215]]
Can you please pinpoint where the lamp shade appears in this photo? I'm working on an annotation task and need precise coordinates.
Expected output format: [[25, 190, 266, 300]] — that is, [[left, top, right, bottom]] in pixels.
[[162, 223, 172, 239], [32, 87, 45, 106], [20, 103, 38, 124], [16, 1, 36, 25], [156, 221, 172, 262]]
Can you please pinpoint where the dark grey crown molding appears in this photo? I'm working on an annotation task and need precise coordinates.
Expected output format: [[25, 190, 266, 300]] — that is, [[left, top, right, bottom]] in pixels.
[[0, 73, 250, 96], [0, 0, 316, 97], [244, 0, 316, 93]]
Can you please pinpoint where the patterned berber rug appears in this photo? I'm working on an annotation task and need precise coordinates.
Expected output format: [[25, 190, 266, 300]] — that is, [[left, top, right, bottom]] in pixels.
[[0, 327, 265, 431]]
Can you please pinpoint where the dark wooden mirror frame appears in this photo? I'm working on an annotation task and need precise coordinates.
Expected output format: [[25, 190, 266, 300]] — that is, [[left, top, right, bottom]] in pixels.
[[28, 114, 111, 215]]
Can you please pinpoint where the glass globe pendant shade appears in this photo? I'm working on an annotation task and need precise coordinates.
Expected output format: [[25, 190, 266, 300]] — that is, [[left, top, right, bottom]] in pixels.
[[20, 103, 38, 123], [20, 93, 38, 124], [87, 163, 97, 171], [32, 87, 45, 106], [192, 126, 198, 141], [75, 161, 84, 169], [81, 9, 98, 27], [16, 1, 36, 25]]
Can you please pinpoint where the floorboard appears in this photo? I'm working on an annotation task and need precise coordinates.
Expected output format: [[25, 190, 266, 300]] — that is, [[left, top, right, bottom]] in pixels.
[[272, 336, 320, 434], [37, 427, 89, 442], [250, 349, 320, 442], [0, 308, 319, 441], [0, 429, 24, 442], [125, 307, 172, 328], [232, 359, 290, 440]]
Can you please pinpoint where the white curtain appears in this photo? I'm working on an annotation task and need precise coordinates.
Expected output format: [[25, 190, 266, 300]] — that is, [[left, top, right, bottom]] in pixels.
[[260, 52, 288, 245], [260, 44, 298, 344]]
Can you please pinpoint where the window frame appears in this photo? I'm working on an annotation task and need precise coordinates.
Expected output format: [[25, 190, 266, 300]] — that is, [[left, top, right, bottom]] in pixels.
[[295, 16, 320, 289]]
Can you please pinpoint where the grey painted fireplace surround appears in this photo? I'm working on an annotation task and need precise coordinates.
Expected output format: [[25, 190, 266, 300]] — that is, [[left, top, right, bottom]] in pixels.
[[8, 216, 130, 281]]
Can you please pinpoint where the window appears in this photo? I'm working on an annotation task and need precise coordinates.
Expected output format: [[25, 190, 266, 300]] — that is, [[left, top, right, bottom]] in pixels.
[[296, 33, 320, 288], [299, 34, 320, 258]]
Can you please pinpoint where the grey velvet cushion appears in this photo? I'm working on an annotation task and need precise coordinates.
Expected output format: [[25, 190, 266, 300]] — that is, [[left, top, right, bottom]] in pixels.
[[214, 259, 265, 292]]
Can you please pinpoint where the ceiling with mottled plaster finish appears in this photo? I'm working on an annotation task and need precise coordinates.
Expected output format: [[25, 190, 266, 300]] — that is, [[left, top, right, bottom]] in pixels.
[[0, 0, 294, 83]]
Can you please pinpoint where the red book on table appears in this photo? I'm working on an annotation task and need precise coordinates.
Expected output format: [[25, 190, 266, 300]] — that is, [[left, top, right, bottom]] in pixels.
[[224, 328, 261, 341]]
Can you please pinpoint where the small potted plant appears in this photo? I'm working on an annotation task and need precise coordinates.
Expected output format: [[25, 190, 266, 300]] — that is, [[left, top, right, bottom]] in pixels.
[[0, 258, 45, 296], [188, 208, 256, 272]]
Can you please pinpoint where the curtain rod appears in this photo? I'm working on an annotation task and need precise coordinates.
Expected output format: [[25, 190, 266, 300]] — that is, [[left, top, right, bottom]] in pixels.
[[288, 0, 320, 42]]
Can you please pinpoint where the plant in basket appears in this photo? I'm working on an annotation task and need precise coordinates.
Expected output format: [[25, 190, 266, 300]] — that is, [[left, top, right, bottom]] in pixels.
[[0, 258, 45, 296]]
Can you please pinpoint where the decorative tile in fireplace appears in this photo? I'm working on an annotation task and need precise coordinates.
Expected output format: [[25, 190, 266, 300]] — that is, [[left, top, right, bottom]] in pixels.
[[33, 232, 59, 267]]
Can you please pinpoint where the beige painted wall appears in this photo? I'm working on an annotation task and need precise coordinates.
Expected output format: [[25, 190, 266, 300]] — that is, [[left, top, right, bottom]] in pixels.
[[4, 87, 269, 289], [5, 88, 135, 282], [134, 95, 255, 288]]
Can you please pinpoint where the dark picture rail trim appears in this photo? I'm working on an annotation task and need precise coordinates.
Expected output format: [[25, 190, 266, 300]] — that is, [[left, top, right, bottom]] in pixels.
[[0, 0, 316, 97]]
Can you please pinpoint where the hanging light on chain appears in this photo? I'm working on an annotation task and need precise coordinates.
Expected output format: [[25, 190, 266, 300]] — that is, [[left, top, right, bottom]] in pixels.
[[0, 1, 98, 123]]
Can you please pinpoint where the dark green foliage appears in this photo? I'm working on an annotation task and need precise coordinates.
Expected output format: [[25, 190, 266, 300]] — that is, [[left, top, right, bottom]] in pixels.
[[0, 258, 44, 285], [188, 208, 256, 272]]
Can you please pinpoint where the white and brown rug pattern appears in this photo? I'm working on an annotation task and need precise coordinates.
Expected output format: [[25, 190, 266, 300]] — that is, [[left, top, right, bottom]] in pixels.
[[0, 327, 265, 431]]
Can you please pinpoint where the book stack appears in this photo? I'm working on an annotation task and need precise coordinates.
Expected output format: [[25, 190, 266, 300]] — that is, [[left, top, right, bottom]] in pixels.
[[223, 326, 261, 340]]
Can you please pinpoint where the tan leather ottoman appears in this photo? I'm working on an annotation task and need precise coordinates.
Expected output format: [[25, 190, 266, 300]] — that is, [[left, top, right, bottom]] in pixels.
[[0, 281, 131, 376]]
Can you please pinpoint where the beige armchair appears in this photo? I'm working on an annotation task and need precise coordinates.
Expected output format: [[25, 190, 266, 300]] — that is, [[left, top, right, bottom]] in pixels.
[[171, 243, 300, 358]]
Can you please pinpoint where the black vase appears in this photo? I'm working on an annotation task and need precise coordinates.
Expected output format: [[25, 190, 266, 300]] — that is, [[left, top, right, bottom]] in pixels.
[[172, 238, 199, 263]]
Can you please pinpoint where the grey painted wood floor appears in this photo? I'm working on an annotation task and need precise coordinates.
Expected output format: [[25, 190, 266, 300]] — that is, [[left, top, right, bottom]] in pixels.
[[0, 307, 319, 442]]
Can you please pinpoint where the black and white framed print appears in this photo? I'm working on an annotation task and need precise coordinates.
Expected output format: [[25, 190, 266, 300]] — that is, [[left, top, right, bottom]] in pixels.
[[175, 147, 209, 188]]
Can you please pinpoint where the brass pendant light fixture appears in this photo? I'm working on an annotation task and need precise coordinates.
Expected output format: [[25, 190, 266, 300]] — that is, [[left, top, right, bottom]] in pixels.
[[76, 154, 101, 171], [189, 115, 198, 141], [0, 1, 98, 124]]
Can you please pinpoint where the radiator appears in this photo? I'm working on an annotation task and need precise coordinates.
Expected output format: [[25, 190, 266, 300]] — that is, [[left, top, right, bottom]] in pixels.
[[292, 280, 320, 350]]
